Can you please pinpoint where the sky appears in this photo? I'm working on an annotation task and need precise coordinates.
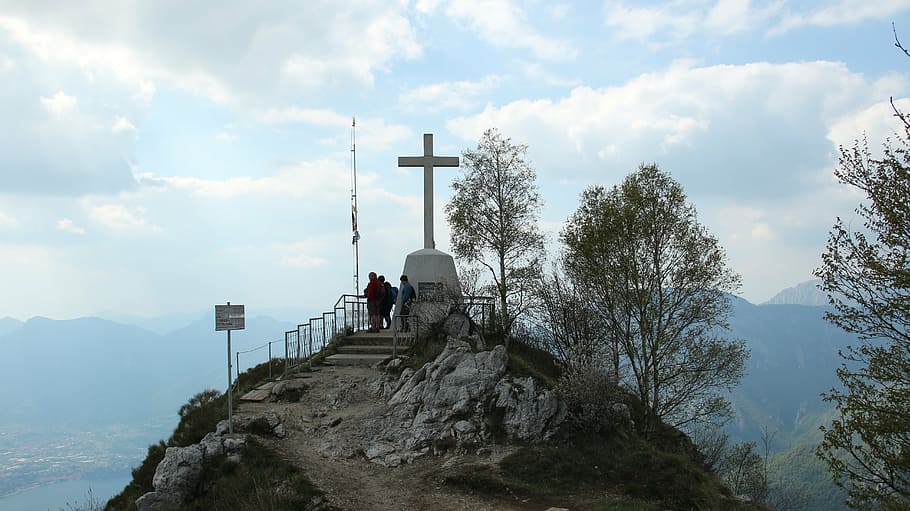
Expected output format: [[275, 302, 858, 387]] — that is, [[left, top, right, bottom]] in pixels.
[[1, 0, 909, 322]]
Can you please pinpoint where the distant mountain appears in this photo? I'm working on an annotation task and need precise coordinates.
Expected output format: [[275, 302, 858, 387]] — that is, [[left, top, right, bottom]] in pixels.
[[762, 279, 828, 306], [0, 313, 296, 428], [0, 316, 23, 337], [727, 296, 855, 511], [92, 310, 208, 335], [728, 296, 852, 446]]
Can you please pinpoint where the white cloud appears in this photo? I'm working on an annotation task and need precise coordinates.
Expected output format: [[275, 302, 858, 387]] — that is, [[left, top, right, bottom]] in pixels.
[[256, 109, 412, 149], [774, 0, 910, 32], [56, 217, 86, 234], [446, 0, 577, 60], [88, 203, 156, 232], [603, 2, 702, 42], [447, 60, 897, 200], [0, 4, 422, 108], [750, 222, 775, 240], [603, 0, 907, 43], [399, 75, 505, 111], [279, 241, 330, 268], [0, 211, 17, 227], [40, 91, 77, 115], [136, 158, 357, 200], [111, 116, 136, 134]]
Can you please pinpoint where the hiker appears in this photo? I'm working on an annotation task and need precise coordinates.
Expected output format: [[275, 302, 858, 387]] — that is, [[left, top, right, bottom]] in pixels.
[[380, 277, 395, 329], [398, 275, 416, 331], [365, 272, 382, 332]]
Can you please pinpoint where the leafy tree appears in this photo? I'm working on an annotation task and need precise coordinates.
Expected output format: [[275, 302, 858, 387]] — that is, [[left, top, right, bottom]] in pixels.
[[561, 164, 746, 434], [445, 128, 545, 338], [815, 126, 910, 509]]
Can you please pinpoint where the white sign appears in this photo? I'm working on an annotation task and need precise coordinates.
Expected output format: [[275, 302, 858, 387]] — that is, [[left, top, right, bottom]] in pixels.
[[215, 304, 245, 331]]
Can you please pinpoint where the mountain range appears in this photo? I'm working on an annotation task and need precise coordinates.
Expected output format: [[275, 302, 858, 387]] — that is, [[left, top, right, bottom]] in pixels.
[[0, 282, 855, 509]]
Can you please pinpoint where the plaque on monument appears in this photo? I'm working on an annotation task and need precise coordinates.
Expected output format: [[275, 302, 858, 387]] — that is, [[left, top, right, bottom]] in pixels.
[[417, 281, 444, 302]]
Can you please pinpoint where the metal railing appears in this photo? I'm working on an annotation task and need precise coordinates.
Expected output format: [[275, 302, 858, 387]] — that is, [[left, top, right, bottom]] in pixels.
[[235, 339, 282, 382], [235, 293, 497, 382]]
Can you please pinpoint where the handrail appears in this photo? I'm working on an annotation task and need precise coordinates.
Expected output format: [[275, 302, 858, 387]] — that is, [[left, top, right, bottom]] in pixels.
[[238, 293, 496, 382]]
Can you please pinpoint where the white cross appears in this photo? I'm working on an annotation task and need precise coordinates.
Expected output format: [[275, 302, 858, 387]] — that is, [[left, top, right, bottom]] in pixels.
[[398, 134, 460, 249]]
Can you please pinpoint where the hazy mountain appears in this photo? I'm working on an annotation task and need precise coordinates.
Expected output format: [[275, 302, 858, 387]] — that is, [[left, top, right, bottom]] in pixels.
[[91, 310, 208, 335], [726, 296, 855, 511], [727, 297, 852, 446], [0, 316, 23, 337], [762, 279, 828, 306]]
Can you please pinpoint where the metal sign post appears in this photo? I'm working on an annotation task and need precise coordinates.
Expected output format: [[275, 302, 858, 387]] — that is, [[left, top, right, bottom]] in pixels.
[[215, 302, 245, 434]]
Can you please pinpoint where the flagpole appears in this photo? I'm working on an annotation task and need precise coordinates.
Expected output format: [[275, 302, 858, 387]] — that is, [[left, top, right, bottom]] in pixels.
[[351, 117, 360, 295]]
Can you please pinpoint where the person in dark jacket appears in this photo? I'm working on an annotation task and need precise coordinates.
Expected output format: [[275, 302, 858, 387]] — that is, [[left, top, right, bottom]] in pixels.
[[380, 276, 394, 329], [365, 272, 382, 332], [398, 275, 416, 331]]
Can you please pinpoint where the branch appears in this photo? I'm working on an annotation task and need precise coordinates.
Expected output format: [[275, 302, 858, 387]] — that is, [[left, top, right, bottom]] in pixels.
[[894, 22, 910, 59]]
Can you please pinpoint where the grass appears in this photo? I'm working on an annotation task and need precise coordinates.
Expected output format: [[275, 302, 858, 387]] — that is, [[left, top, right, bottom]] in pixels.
[[445, 426, 763, 510], [103, 358, 319, 511], [177, 438, 322, 511]]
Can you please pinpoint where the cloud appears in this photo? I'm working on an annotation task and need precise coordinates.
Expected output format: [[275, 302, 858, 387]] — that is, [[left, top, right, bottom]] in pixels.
[[136, 157, 356, 200], [56, 217, 86, 234], [0, 3, 422, 108], [111, 116, 136, 134], [256, 109, 412, 149], [278, 241, 330, 268], [0, 211, 16, 227], [399, 75, 505, 111], [603, 0, 908, 43], [772, 0, 910, 33], [445, 0, 577, 60], [88, 203, 156, 232], [40, 91, 77, 114], [447, 60, 902, 200]]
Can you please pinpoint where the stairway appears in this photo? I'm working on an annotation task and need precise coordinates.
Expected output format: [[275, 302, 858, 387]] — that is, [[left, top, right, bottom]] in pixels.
[[322, 329, 415, 366]]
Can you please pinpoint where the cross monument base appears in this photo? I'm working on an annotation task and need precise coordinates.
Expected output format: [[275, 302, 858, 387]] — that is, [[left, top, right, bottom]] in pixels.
[[401, 248, 462, 304]]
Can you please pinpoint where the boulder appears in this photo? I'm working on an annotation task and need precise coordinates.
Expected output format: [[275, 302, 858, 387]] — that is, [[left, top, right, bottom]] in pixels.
[[373, 335, 565, 460]]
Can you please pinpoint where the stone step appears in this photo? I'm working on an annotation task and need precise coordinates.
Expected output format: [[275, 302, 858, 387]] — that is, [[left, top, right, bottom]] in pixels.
[[239, 381, 276, 402], [322, 353, 392, 366], [336, 344, 402, 354]]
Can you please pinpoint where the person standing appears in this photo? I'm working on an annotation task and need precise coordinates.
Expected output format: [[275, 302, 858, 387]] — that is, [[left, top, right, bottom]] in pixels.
[[380, 276, 394, 329], [398, 275, 416, 331], [365, 272, 382, 332]]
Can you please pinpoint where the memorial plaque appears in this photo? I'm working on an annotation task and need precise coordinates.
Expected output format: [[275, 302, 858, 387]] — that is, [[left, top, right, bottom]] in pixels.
[[417, 281, 445, 302], [215, 304, 245, 331]]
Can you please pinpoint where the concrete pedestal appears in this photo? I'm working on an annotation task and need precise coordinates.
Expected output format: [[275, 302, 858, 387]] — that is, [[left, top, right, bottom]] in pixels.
[[400, 248, 462, 302]]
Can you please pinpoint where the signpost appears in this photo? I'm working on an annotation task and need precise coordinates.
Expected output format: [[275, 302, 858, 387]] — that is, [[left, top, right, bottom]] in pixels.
[[215, 302, 245, 434]]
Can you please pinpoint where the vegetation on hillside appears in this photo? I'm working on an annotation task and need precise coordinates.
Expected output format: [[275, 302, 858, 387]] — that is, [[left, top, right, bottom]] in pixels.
[[103, 360, 319, 511], [815, 85, 910, 510]]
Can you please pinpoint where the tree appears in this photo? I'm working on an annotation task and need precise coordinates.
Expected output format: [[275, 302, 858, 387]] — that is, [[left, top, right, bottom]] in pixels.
[[815, 127, 910, 509], [561, 164, 746, 434], [445, 128, 545, 338]]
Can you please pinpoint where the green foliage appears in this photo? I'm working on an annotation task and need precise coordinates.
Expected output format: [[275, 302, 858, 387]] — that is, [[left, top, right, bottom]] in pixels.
[[446, 425, 763, 511], [179, 438, 321, 511], [503, 336, 562, 386], [561, 163, 746, 435], [170, 390, 229, 447], [815, 128, 910, 508], [104, 440, 166, 511], [445, 127, 546, 338], [769, 443, 847, 511]]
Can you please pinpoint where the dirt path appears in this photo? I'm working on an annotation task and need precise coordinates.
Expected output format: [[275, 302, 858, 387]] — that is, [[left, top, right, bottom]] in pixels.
[[237, 365, 544, 511]]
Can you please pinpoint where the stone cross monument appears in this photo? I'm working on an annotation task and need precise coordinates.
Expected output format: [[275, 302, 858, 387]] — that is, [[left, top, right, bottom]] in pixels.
[[397, 133, 462, 304], [398, 133, 460, 249]]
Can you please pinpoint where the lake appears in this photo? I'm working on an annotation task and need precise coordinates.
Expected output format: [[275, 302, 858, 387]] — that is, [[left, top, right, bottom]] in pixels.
[[0, 475, 130, 511]]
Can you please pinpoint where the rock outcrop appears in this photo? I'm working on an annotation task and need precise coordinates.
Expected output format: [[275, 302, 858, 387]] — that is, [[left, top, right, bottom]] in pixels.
[[369, 336, 566, 465], [135, 412, 285, 511]]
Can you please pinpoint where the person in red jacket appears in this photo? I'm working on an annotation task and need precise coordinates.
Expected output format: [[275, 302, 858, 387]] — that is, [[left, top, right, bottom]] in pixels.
[[365, 272, 382, 333]]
